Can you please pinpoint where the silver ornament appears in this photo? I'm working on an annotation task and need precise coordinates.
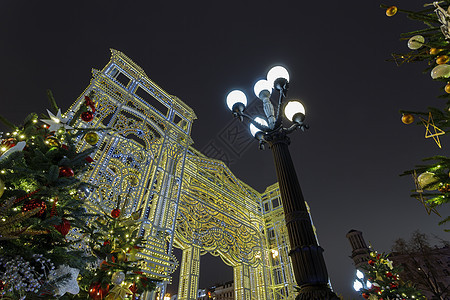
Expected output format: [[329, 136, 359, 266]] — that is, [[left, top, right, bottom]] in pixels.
[[407, 35, 425, 50], [431, 64, 450, 79], [111, 271, 125, 285]]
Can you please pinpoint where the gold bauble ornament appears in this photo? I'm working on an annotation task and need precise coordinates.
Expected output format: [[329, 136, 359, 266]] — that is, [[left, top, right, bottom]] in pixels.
[[0, 178, 4, 198], [438, 183, 450, 193], [84, 132, 99, 145], [45, 136, 60, 147], [401, 114, 414, 124], [430, 48, 442, 55], [131, 211, 140, 220], [445, 83, 450, 94], [417, 171, 439, 190], [386, 6, 397, 17], [436, 55, 450, 65], [116, 251, 127, 262]]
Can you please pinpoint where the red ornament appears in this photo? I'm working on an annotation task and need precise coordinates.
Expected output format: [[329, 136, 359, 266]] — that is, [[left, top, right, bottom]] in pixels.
[[22, 199, 47, 216], [368, 260, 375, 266], [85, 156, 94, 163], [59, 166, 74, 177], [54, 218, 71, 236], [81, 111, 94, 122], [386, 272, 393, 278], [89, 282, 109, 300], [362, 293, 370, 299], [111, 208, 121, 218], [129, 282, 138, 296], [390, 283, 398, 289], [84, 96, 96, 113], [99, 260, 110, 270], [1, 138, 16, 150], [103, 240, 111, 246]]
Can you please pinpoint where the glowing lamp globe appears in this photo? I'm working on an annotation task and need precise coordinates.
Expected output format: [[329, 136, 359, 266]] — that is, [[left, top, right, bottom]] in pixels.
[[253, 79, 272, 98], [226, 90, 247, 111], [356, 270, 364, 279], [249, 117, 268, 137], [353, 280, 363, 292], [267, 66, 290, 86], [284, 100, 305, 123]]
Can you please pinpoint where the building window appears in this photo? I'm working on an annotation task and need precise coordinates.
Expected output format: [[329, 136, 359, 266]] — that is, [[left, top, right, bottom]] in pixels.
[[116, 72, 131, 87], [109, 67, 131, 88], [272, 197, 279, 208], [264, 201, 270, 212], [135, 86, 168, 116]]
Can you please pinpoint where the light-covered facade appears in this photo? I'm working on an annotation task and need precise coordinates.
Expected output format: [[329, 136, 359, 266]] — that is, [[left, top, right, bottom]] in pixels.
[[70, 49, 320, 300]]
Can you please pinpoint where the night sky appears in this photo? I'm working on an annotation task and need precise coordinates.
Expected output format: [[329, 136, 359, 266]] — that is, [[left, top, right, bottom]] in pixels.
[[0, 1, 448, 299]]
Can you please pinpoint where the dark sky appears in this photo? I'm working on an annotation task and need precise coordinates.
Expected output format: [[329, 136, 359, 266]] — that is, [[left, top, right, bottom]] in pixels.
[[0, 1, 448, 299]]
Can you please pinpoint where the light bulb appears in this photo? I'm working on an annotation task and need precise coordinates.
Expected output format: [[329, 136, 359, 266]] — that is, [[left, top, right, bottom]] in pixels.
[[353, 280, 363, 291], [249, 117, 268, 137], [267, 66, 289, 86], [253, 79, 272, 98], [284, 100, 305, 122], [356, 269, 364, 279], [226, 90, 247, 111]]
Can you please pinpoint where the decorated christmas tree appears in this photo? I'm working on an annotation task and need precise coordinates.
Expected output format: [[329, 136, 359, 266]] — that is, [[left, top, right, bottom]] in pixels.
[[0, 92, 159, 299], [78, 208, 159, 300], [0, 93, 98, 298], [381, 2, 450, 229], [356, 251, 425, 300]]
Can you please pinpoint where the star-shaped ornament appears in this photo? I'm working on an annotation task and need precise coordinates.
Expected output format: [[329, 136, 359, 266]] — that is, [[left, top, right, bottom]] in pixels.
[[41, 109, 73, 132], [420, 112, 445, 148], [49, 264, 80, 296]]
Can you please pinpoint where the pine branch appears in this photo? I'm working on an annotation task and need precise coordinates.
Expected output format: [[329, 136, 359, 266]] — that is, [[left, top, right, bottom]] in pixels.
[[0, 114, 17, 130], [46, 89, 59, 113]]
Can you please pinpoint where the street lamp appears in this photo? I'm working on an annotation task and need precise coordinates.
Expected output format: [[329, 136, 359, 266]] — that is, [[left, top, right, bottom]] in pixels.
[[226, 66, 339, 299]]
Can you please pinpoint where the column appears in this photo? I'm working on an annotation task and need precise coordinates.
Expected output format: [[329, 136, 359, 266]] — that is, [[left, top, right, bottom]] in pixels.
[[234, 264, 251, 300], [178, 246, 201, 300]]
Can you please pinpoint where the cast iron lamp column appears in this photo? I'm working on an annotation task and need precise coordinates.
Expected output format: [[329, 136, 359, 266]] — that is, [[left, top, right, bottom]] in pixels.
[[226, 66, 339, 299]]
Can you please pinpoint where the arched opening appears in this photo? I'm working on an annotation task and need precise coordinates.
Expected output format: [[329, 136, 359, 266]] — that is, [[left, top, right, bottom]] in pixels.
[[165, 249, 233, 299], [198, 253, 233, 292]]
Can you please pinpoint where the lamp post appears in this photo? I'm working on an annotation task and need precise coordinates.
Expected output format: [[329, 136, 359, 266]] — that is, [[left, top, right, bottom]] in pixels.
[[226, 66, 339, 299]]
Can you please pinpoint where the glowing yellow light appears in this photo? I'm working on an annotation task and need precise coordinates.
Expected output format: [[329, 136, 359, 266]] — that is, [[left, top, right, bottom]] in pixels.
[[0, 147, 7, 152], [271, 249, 279, 258], [33, 119, 37, 123], [19, 135, 25, 139]]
